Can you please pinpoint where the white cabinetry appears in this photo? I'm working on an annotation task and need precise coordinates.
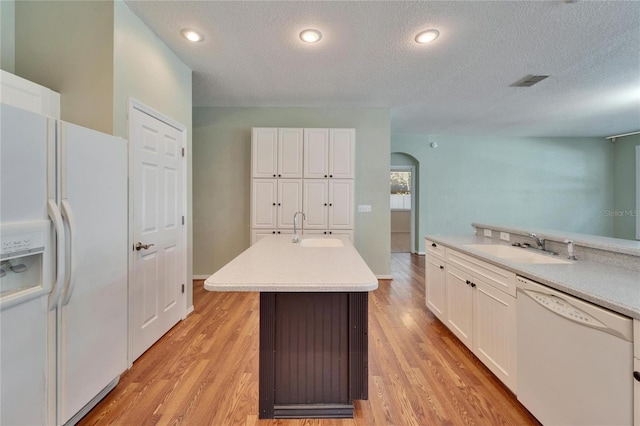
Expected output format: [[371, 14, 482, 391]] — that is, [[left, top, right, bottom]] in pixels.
[[425, 240, 447, 323], [252, 128, 355, 245], [634, 319, 639, 426], [303, 128, 355, 179], [252, 128, 303, 178], [424, 239, 517, 392]]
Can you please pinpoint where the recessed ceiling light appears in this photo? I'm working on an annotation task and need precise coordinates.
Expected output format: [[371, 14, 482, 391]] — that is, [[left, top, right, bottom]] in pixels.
[[180, 28, 204, 42], [415, 29, 440, 44], [300, 29, 322, 43]]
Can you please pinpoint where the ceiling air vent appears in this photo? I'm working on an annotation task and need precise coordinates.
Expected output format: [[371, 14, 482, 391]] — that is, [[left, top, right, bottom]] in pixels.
[[511, 75, 549, 87]]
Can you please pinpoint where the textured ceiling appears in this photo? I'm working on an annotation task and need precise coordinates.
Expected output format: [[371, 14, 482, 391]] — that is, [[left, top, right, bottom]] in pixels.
[[125, 0, 640, 137]]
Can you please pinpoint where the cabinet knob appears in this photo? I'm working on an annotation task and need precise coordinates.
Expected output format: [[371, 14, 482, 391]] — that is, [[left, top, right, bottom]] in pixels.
[[278, 174, 281, 177], [277, 231, 281, 234], [329, 231, 332, 234], [329, 174, 333, 178], [324, 203, 328, 206], [634, 371, 640, 382], [272, 203, 276, 206], [324, 231, 327, 234], [329, 203, 333, 206], [439, 265, 444, 269], [272, 231, 276, 234], [278, 203, 281, 206], [470, 282, 476, 288], [431, 243, 437, 247], [466, 280, 471, 285], [324, 175, 328, 178], [273, 174, 276, 177]]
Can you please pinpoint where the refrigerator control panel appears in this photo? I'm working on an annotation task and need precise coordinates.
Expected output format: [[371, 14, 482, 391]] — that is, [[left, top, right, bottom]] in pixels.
[[1, 230, 45, 259]]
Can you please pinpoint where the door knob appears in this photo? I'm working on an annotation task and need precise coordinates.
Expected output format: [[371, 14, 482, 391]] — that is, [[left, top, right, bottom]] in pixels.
[[135, 242, 155, 251]]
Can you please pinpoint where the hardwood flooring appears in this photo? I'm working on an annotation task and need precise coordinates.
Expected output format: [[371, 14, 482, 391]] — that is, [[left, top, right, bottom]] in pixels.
[[79, 253, 539, 425]]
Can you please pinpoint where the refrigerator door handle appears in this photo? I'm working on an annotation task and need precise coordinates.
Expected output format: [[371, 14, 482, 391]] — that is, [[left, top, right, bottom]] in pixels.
[[47, 199, 66, 311], [60, 199, 77, 306]]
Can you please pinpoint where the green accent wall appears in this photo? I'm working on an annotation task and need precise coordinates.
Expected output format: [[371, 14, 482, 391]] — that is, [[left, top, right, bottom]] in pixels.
[[612, 133, 640, 240], [392, 134, 615, 252], [0, 0, 15, 73], [193, 107, 391, 277]]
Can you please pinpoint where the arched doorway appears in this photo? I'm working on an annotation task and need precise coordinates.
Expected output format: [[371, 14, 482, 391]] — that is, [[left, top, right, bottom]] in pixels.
[[390, 152, 419, 253]]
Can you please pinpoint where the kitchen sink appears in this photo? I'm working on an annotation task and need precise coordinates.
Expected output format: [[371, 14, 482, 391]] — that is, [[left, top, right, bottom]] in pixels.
[[463, 244, 572, 264], [299, 238, 344, 248]]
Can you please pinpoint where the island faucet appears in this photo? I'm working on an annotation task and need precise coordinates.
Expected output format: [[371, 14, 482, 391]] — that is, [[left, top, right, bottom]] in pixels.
[[292, 211, 306, 243], [528, 233, 545, 250]]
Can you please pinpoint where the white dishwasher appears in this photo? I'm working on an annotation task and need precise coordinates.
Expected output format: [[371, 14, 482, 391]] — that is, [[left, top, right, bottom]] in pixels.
[[516, 276, 634, 426]]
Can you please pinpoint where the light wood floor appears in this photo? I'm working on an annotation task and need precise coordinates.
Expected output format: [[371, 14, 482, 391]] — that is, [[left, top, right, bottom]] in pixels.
[[79, 254, 539, 425]]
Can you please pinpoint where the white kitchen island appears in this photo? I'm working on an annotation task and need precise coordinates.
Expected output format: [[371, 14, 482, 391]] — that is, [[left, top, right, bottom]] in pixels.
[[205, 235, 378, 419]]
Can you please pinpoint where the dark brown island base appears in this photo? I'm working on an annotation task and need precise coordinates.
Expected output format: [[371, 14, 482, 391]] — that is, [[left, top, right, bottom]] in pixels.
[[205, 235, 378, 419]]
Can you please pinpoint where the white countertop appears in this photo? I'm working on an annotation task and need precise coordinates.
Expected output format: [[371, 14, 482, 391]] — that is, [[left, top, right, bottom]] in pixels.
[[426, 234, 640, 320], [204, 235, 378, 292]]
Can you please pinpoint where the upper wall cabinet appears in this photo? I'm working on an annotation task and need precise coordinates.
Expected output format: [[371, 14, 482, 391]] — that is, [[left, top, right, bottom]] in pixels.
[[252, 128, 303, 178], [303, 128, 355, 179], [329, 128, 355, 179]]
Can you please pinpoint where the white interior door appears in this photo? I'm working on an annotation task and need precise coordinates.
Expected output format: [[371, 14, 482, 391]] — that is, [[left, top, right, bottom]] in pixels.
[[130, 104, 186, 362]]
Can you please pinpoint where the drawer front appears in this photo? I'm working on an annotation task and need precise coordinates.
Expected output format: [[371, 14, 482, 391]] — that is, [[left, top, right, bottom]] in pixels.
[[426, 239, 446, 261], [446, 248, 516, 297]]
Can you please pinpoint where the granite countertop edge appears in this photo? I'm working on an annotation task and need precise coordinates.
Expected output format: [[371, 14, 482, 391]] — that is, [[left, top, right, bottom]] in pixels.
[[426, 234, 640, 320]]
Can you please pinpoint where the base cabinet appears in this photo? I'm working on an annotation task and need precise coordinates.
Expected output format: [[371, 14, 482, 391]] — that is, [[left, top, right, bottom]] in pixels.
[[425, 256, 446, 323], [425, 239, 517, 393]]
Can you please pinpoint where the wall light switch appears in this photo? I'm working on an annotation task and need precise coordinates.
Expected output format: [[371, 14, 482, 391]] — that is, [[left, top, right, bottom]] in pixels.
[[500, 232, 510, 241], [483, 229, 492, 237], [358, 205, 372, 213]]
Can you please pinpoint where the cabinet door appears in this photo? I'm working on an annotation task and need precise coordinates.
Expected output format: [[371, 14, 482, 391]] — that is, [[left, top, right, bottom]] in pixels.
[[277, 179, 302, 229], [425, 256, 446, 323], [278, 128, 303, 178], [252, 229, 277, 245], [445, 265, 474, 350], [474, 279, 516, 392], [252, 179, 277, 228], [328, 179, 353, 229], [329, 129, 355, 179], [252, 128, 278, 178], [303, 180, 328, 229], [303, 128, 329, 178]]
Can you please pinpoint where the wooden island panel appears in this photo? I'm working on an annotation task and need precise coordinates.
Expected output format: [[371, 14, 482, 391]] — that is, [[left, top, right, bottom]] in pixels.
[[259, 292, 368, 419]]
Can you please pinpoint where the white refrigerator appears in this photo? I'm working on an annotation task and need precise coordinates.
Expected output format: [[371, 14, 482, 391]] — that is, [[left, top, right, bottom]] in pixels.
[[0, 71, 128, 425]]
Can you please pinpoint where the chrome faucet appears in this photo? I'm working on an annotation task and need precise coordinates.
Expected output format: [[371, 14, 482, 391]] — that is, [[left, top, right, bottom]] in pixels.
[[292, 211, 305, 243], [528, 233, 545, 250]]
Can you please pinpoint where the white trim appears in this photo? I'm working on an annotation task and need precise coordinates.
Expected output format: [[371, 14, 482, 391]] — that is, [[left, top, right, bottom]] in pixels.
[[193, 275, 212, 280], [185, 305, 195, 316], [126, 98, 188, 368], [376, 274, 393, 280], [417, 251, 426, 256]]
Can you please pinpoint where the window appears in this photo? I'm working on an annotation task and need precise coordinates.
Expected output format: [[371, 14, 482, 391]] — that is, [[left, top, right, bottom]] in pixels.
[[390, 170, 411, 210]]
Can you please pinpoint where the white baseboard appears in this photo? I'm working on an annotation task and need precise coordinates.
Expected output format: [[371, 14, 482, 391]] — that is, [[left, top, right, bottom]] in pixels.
[[376, 274, 393, 280], [192, 275, 211, 280], [185, 305, 194, 316]]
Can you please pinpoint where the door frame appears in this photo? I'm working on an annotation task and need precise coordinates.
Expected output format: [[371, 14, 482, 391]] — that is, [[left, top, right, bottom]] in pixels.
[[126, 98, 188, 367], [390, 165, 416, 254]]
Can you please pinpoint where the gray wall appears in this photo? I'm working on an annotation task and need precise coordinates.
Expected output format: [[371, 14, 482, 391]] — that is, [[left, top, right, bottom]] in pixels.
[[9, 0, 195, 308], [193, 107, 391, 277], [113, 0, 194, 308], [0, 0, 15, 73], [392, 134, 615, 252], [612, 133, 640, 240], [14, 0, 115, 134]]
